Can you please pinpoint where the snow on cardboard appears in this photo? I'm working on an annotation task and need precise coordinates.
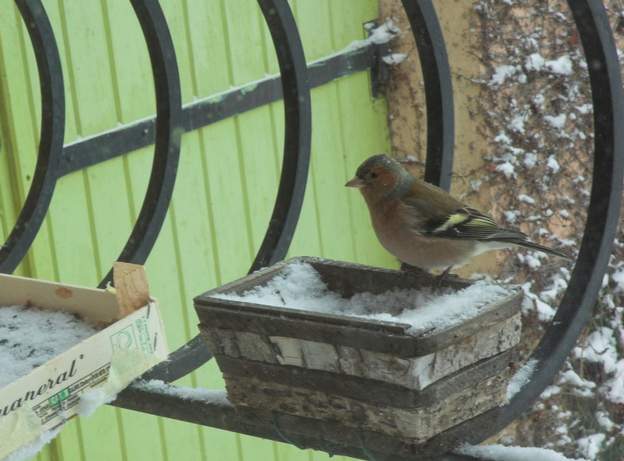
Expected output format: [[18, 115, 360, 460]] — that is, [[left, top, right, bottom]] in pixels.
[[0, 263, 168, 459]]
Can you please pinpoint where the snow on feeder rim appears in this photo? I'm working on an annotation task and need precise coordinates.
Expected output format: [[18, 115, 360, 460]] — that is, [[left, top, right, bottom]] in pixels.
[[213, 259, 515, 336], [194, 257, 526, 445]]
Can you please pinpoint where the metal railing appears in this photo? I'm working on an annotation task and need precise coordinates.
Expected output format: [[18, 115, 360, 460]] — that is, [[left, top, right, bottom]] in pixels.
[[3, 0, 622, 459]]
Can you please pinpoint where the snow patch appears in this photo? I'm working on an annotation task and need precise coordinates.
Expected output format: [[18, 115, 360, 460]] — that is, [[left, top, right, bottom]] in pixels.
[[496, 162, 516, 178], [540, 385, 561, 399], [509, 114, 526, 134], [540, 273, 569, 303], [547, 55, 573, 75], [547, 155, 560, 173], [382, 53, 407, 65], [521, 283, 556, 322], [595, 410, 615, 432], [0, 305, 98, 389], [504, 210, 519, 224], [1, 428, 61, 461], [573, 327, 618, 373], [506, 359, 538, 400], [612, 268, 624, 293], [346, 19, 399, 52], [526, 53, 573, 75], [533, 93, 546, 108], [458, 443, 584, 461], [491, 65, 518, 86], [215, 262, 512, 336], [576, 434, 605, 460], [367, 19, 400, 45], [523, 153, 538, 169], [77, 388, 117, 417], [135, 380, 231, 404], [525, 53, 546, 72], [604, 360, 624, 404], [518, 194, 536, 205], [544, 114, 567, 130], [558, 369, 595, 398], [495, 132, 512, 144], [518, 252, 545, 270]]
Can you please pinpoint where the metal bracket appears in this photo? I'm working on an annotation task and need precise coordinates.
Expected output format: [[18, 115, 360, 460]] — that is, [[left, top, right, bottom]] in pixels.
[[366, 20, 394, 99]]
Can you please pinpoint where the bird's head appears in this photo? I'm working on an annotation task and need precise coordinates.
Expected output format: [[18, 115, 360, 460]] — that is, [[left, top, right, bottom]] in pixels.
[[345, 154, 412, 203]]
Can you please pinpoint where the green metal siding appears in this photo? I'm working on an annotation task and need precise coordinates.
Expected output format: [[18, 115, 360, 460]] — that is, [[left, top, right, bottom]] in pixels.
[[0, 1, 394, 460]]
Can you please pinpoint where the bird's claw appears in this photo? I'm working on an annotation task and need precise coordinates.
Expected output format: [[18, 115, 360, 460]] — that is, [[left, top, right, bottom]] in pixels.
[[434, 266, 457, 290]]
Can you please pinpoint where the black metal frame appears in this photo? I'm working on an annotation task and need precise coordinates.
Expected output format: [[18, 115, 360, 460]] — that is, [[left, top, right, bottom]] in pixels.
[[2, 0, 622, 459], [401, 0, 454, 190], [98, 0, 183, 288], [0, 0, 65, 274]]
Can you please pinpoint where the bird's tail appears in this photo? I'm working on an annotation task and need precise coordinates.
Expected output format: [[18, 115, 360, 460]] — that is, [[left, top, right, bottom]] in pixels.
[[497, 236, 572, 260]]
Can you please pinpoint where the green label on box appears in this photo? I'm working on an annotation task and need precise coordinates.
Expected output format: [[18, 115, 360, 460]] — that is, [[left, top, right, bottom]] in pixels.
[[48, 388, 69, 407], [110, 325, 137, 352], [109, 315, 153, 355], [134, 317, 153, 354]]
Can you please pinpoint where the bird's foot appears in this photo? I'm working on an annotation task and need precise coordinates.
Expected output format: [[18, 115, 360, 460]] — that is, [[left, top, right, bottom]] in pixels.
[[434, 266, 456, 290], [400, 262, 437, 286], [401, 262, 458, 291]]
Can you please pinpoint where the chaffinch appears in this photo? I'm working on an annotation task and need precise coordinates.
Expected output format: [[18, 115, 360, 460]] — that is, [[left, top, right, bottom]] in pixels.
[[346, 154, 570, 273]]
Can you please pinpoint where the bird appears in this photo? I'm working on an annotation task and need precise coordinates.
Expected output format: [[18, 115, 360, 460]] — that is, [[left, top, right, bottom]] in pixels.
[[345, 154, 571, 275]]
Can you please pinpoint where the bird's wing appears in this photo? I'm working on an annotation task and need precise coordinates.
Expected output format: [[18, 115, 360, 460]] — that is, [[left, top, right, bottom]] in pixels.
[[422, 207, 526, 241], [399, 179, 526, 241], [399, 196, 571, 258]]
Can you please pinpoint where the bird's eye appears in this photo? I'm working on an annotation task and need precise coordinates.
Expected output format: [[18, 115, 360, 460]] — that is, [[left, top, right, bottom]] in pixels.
[[370, 172, 378, 179]]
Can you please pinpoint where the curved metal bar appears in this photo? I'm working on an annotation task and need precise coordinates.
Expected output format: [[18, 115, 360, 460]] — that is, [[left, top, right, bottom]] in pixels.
[[125, 0, 311, 383], [98, 0, 182, 288], [250, 0, 311, 271], [0, 0, 65, 274], [426, 0, 624, 451], [400, 0, 454, 190], [115, 384, 479, 461], [502, 0, 624, 427]]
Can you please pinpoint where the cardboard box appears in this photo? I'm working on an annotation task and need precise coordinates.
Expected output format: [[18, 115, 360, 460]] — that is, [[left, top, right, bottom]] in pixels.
[[0, 264, 168, 458]]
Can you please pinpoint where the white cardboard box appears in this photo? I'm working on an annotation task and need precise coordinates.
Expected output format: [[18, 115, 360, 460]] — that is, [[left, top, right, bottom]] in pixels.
[[0, 264, 168, 458]]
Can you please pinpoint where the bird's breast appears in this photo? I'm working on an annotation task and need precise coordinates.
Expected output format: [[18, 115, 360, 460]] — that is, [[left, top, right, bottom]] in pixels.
[[367, 200, 477, 270]]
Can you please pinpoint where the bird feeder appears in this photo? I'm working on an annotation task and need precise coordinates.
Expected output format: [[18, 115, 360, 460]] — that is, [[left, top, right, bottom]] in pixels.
[[195, 257, 522, 444]]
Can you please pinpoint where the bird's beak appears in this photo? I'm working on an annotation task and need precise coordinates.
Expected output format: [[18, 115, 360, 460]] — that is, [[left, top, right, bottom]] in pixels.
[[345, 177, 365, 188]]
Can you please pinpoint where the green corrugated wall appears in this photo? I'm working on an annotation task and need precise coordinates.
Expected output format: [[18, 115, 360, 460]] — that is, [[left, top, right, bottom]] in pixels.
[[0, 1, 395, 460]]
